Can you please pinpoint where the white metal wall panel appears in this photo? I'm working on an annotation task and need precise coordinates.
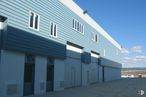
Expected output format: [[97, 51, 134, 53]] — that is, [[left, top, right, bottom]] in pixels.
[[89, 62, 98, 84], [104, 67, 121, 82], [0, 50, 25, 97], [34, 56, 47, 95], [54, 59, 65, 91], [65, 57, 81, 88], [65, 50, 82, 88]]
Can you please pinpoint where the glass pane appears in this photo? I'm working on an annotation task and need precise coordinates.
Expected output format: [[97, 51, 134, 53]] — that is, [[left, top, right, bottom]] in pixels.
[[75, 21, 77, 30], [51, 23, 53, 35], [30, 12, 34, 27], [54, 25, 57, 36], [96, 34, 98, 42], [77, 22, 79, 31], [79, 24, 81, 32], [24, 64, 33, 82], [35, 15, 38, 29], [73, 19, 74, 28]]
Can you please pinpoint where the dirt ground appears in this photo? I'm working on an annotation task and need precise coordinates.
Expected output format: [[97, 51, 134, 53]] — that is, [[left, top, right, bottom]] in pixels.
[[27, 78, 146, 97]]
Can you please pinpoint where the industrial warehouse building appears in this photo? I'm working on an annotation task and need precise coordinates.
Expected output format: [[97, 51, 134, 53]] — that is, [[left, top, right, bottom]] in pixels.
[[0, 0, 122, 97]]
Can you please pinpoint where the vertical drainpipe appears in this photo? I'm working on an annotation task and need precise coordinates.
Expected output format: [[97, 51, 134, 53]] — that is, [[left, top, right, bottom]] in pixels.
[[98, 57, 101, 83], [81, 52, 83, 86], [81, 62, 82, 86]]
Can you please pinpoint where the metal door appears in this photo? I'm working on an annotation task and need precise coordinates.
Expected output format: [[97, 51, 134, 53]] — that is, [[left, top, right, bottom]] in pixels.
[[46, 65, 54, 92], [23, 63, 35, 96], [71, 67, 76, 87]]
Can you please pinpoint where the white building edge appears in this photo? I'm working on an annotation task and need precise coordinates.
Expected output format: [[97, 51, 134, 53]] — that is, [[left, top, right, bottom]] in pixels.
[[60, 0, 122, 50]]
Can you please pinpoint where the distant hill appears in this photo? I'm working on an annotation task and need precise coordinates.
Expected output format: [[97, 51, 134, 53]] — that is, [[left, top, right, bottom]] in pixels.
[[122, 68, 146, 71], [122, 68, 146, 78]]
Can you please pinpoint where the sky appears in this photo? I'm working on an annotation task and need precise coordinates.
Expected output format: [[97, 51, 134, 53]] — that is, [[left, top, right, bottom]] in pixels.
[[74, 0, 146, 68]]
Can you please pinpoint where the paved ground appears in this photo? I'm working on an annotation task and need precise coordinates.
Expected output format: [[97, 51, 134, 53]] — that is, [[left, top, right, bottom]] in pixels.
[[27, 78, 146, 97]]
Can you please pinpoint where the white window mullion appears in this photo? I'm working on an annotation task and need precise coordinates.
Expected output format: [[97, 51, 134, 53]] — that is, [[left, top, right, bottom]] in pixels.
[[56, 25, 58, 37], [37, 15, 40, 31], [33, 13, 36, 29], [72, 18, 84, 34], [50, 22, 57, 38], [82, 24, 84, 33], [103, 49, 106, 56], [29, 11, 40, 31], [52, 23, 54, 36], [54, 24, 56, 37], [91, 32, 94, 41]]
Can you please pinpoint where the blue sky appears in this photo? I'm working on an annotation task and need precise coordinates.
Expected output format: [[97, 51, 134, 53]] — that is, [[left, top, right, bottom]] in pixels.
[[74, 0, 146, 68]]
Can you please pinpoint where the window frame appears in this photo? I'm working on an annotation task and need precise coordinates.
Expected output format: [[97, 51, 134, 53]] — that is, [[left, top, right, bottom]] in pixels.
[[28, 11, 40, 31], [103, 49, 106, 56], [91, 32, 95, 41], [50, 22, 58, 38], [91, 32, 99, 43], [72, 18, 84, 34], [95, 33, 99, 43]]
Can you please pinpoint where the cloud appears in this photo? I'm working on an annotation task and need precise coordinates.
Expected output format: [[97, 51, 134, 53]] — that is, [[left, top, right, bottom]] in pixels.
[[122, 56, 146, 67], [131, 45, 143, 53], [135, 56, 146, 59], [121, 48, 129, 54], [122, 45, 145, 68], [123, 56, 146, 62], [135, 56, 146, 61], [121, 45, 143, 54]]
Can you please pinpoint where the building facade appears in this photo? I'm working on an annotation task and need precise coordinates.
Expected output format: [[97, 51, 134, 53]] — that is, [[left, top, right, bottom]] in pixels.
[[0, 0, 122, 97]]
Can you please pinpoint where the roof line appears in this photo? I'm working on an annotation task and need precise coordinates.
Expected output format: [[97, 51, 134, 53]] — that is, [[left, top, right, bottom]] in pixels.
[[59, 0, 122, 50]]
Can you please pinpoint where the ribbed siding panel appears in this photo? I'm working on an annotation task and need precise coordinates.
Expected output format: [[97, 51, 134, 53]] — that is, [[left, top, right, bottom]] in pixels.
[[2, 26, 66, 59], [100, 57, 122, 68], [81, 52, 91, 64], [0, 0, 122, 64]]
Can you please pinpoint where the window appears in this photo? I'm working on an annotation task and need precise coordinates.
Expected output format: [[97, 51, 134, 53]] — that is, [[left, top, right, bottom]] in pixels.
[[73, 19, 75, 28], [35, 15, 38, 29], [79, 24, 81, 32], [95, 34, 98, 42], [29, 12, 34, 28], [72, 18, 84, 34], [91, 32, 99, 43], [81, 25, 84, 33], [50, 22, 57, 38], [103, 49, 106, 56], [92, 32, 95, 41], [29, 11, 40, 31]]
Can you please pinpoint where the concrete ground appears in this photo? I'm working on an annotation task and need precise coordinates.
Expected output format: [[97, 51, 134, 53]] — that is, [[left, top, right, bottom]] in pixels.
[[27, 78, 146, 97]]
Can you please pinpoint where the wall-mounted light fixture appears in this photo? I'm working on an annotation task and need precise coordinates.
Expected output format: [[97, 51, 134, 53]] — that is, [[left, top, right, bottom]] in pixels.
[[83, 10, 88, 15], [0, 15, 7, 30]]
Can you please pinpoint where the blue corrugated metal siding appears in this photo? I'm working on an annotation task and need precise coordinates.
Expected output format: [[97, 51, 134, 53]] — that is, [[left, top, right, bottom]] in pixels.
[[81, 52, 91, 64], [1, 26, 66, 59], [0, 0, 122, 64], [100, 57, 122, 68], [0, 30, 2, 49]]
